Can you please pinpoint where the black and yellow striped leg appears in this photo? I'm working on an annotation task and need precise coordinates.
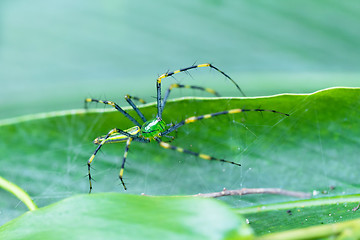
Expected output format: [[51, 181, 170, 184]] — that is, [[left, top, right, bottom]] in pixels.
[[161, 135, 175, 143], [156, 63, 245, 119], [125, 95, 147, 123], [156, 80, 162, 119], [119, 137, 133, 190], [125, 95, 146, 104], [163, 122, 178, 142], [162, 84, 220, 110], [87, 128, 148, 192], [155, 138, 241, 166], [93, 128, 149, 144], [85, 98, 142, 127], [87, 128, 119, 193], [161, 108, 289, 136]]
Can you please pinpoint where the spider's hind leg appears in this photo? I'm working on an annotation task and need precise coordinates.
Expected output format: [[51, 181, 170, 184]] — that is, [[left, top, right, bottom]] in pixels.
[[161, 108, 289, 136], [155, 137, 241, 167]]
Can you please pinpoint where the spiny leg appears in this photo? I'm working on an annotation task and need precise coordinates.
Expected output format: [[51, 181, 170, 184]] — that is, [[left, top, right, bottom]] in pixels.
[[119, 137, 133, 190], [125, 95, 147, 123], [155, 138, 241, 166], [158, 63, 244, 95], [125, 95, 146, 104], [88, 128, 120, 193], [162, 84, 220, 110], [161, 135, 175, 143], [161, 108, 289, 136], [93, 127, 149, 144], [85, 98, 141, 127], [87, 128, 147, 193], [160, 122, 177, 143], [156, 63, 245, 119]]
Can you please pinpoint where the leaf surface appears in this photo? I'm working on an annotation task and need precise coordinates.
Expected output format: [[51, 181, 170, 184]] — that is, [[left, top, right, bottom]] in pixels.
[[0, 193, 252, 240], [0, 87, 359, 234]]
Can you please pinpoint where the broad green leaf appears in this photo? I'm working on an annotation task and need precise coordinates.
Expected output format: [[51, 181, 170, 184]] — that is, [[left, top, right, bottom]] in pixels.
[[258, 218, 360, 240], [0, 87, 359, 231], [0, 193, 252, 240], [237, 194, 360, 236]]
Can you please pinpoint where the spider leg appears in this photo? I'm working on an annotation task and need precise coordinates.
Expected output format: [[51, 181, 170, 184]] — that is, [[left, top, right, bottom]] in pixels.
[[155, 137, 241, 166], [93, 127, 149, 144], [161, 108, 289, 136], [162, 84, 220, 110], [125, 95, 147, 123], [156, 63, 245, 119], [85, 98, 142, 127], [119, 137, 133, 190], [88, 128, 119, 193], [161, 135, 175, 143], [87, 128, 148, 193], [159, 122, 177, 142], [125, 95, 146, 104]]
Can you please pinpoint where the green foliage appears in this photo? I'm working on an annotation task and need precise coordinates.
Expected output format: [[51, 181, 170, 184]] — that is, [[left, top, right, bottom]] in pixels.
[[239, 194, 360, 237], [1, 0, 359, 238], [0, 194, 253, 240], [0, 87, 359, 239]]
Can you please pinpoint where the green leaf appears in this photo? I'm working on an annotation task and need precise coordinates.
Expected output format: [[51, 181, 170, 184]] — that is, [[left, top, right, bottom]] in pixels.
[[0, 193, 252, 240], [258, 218, 360, 240], [238, 194, 360, 237], [0, 87, 359, 235]]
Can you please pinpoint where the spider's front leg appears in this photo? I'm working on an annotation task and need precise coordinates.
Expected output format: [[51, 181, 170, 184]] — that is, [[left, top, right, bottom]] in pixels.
[[155, 63, 245, 118]]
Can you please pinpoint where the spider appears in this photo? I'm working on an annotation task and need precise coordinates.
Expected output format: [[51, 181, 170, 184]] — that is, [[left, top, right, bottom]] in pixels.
[[85, 63, 289, 192]]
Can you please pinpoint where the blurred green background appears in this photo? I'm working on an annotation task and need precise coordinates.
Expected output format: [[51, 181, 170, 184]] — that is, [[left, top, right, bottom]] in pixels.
[[0, 0, 359, 120]]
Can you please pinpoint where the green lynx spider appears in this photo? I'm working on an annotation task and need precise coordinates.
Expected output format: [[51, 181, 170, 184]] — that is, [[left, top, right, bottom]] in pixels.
[[85, 63, 288, 192]]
